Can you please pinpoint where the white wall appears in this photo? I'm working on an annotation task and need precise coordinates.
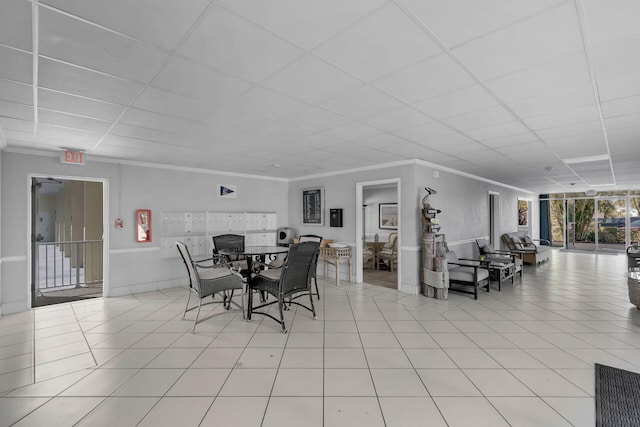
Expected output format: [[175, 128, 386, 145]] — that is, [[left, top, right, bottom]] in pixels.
[[0, 148, 2, 315], [0, 151, 289, 314]]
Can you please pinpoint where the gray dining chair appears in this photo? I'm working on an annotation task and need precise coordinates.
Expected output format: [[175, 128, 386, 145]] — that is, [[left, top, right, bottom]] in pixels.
[[176, 241, 245, 331], [246, 241, 319, 333]]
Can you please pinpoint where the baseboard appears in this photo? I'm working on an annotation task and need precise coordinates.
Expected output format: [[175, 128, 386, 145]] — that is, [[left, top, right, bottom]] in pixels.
[[399, 282, 420, 295], [107, 279, 183, 298], [0, 300, 29, 315]]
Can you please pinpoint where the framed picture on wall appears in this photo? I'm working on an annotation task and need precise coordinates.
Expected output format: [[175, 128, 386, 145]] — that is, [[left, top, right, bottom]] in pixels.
[[379, 203, 398, 229], [302, 187, 324, 225]]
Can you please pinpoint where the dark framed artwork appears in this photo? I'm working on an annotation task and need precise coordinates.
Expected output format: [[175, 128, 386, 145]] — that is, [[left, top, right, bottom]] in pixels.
[[379, 203, 398, 229], [302, 187, 324, 225]]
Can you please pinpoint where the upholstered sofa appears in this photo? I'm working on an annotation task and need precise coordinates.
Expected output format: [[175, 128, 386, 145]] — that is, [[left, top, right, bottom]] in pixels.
[[501, 232, 551, 265]]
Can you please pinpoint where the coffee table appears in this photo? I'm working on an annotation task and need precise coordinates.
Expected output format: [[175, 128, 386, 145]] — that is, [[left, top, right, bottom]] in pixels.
[[480, 260, 514, 291]]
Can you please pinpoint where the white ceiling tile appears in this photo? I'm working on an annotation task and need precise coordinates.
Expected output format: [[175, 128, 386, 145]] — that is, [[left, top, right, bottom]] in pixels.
[[494, 141, 547, 155], [38, 57, 145, 105], [0, 79, 32, 105], [178, 6, 304, 83], [38, 89, 125, 122], [546, 132, 606, 157], [111, 123, 180, 146], [203, 107, 271, 132], [401, 0, 564, 47], [260, 54, 363, 104], [360, 106, 432, 132], [314, 4, 441, 82], [0, 0, 32, 51], [464, 120, 530, 141], [582, 0, 640, 47], [354, 132, 410, 149], [413, 85, 497, 120], [485, 52, 592, 103], [281, 107, 350, 132], [507, 83, 595, 118], [133, 87, 216, 121], [290, 134, 344, 150], [417, 133, 476, 149], [452, 3, 584, 80], [251, 122, 312, 143], [321, 122, 383, 141], [0, 46, 32, 84], [3, 129, 34, 144], [38, 109, 112, 133], [536, 120, 603, 140], [39, 8, 168, 83], [605, 112, 640, 131], [227, 86, 309, 121], [120, 108, 192, 134], [0, 117, 33, 134], [151, 56, 252, 106], [393, 121, 456, 143], [37, 123, 101, 146], [215, 0, 387, 50], [373, 54, 475, 104], [320, 85, 403, 120], [523, 105, 600, 131], [601, 94, 640, 118], [481, 132, 540, 148], [0, 100, 32, 121], [591, 36, 640, 101], [41, 0, 210, 50], [443, 105, 515, 131]]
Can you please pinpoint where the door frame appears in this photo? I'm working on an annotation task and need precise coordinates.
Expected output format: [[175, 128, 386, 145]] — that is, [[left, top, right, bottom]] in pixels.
[[27, 174, 109, 308], [355, 178, 401, 287]]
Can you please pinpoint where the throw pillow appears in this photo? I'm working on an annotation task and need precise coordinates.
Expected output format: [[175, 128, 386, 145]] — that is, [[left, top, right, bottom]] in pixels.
[[524, 235, 534, 245]]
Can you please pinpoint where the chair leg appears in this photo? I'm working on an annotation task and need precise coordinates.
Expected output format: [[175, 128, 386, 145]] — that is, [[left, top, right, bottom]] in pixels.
[[247, 287, 253, 321], [193, 297, 203, 332], [308, 288, 317, 320], [278, 297, 287, 333], [313, 277, 320, 300], [240, 287, 246, 320], [182, 290, 192, 319]]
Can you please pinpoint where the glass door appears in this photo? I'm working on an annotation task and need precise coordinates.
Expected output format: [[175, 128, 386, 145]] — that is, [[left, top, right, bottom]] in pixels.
[[565, 199, 575, 250], [596, 197, 626, 253]]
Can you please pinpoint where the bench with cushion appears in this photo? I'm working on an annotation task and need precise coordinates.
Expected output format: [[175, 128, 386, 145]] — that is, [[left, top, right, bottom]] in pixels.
[[501, 232, 551, 265]]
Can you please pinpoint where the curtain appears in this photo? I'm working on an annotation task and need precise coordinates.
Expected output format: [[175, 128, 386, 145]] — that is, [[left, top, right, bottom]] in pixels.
[[539, 195, 551, 245]]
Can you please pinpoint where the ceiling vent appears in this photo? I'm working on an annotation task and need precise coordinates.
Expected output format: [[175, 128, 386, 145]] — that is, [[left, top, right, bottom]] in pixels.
[[585, 189, 597, 196]]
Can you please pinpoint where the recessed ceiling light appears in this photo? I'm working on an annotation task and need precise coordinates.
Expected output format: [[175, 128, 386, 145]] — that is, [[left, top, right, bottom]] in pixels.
[[544, 166, 553, 171], [563, 154, 610, 164], [272, 163, 281, 168]]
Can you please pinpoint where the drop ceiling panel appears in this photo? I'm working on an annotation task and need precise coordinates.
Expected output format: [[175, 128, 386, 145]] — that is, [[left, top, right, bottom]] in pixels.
[[0, 0, 32, 51], [373, 54, 475, 104], [42, 0, 210, 50], [604, 112, 640, 131], [321, 122, 383, 141], [0, 100, 33, 121], [507, 83, 595, 118], [251, 122, 312, 143], [417, 133, 475, 149], [111, 123, 181, 146], [0, 117, 33, 134], [535, 120, 603, 140], [484, 52, 591, 103], [204, 107, 271, 132], [38, 57, 145, 105], [133, 87, 216, 121], [39, 8, 168, 83], [481, 132, 539, 148], [38, 109, 112, 134], [227, 86, 309, 121], [291, 134, 344, 150], [582, 0, 640, 47], [523, 105, 600, 131], [314, 4, 441, 82], [601, 94, 640, 118], [452, 3, 583, 81], [151, 56, 252, 105], [281, 107, 350, 132], [178, 6, 304, 83], [119, 108, 193, 134], [320, 85, 403, 120], [0, 46, 32, 84], [463, 120, 530, 141], [591, 36, 640, 101], [0, 79, 32, 105], [260, 55, 364, 105], [414, 84, 497, 120], [393, 121, 457, 143], [38, 89, 125, 122], [36, 124, 101, 148], [216, 0, 387, 50], [401, 0, 564, 48], [443, 105, 515, 132], [361, 106, 432, 132]]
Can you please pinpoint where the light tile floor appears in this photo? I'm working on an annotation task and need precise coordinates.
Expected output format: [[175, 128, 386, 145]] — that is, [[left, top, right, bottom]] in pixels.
[[1, 250, 639, 426]]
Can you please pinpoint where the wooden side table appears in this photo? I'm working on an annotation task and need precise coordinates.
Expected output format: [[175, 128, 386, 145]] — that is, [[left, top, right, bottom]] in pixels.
[[320, 246, 352, 286]]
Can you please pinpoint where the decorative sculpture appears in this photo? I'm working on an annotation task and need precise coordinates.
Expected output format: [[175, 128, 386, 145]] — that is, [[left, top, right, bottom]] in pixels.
[[421, 187, 448, 300]]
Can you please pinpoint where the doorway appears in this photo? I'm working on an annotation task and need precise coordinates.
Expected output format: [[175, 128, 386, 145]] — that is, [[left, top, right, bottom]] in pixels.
[[356, 179, 400, 290], [488, 192, 500, 247], [31, 176, 105, 307]]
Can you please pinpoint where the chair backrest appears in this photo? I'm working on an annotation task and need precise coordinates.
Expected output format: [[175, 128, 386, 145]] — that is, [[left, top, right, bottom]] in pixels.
[[176, 241, 200, 292], [476, 238, 496, 255], [298, 234, 322, 243], [382, 232, 398, 253], [279, 241, 319, 296], [212, 234, 245, 259]]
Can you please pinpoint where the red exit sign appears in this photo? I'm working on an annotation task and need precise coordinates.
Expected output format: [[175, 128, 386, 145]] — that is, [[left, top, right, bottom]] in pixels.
[[60, 150, 85, 165]]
